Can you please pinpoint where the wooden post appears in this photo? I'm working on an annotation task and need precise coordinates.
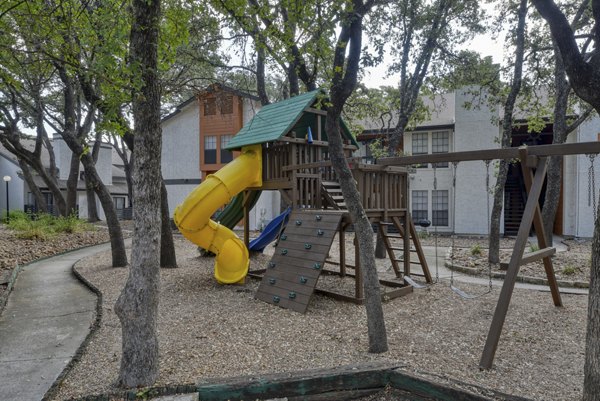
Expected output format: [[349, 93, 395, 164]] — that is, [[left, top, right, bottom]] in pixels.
[[479, 152, 549, 369], [354, 235, 364, 300], [520, 156, 563, 307], [404, 211, 411, 276], [339, 223, 346, 277]]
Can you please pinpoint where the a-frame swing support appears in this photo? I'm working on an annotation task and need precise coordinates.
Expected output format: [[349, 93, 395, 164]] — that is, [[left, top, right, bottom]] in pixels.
[[379, 141, 600, 370], [479, 148, 562, 369]]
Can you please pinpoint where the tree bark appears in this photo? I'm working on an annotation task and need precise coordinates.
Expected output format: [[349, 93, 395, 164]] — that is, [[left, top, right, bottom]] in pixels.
[[256, 46, 270, 106], [488, 0, 527, 264], [66, 152, 80, 215], [327, 0, 387, 353], [18, 159, 47, 213], [85, 171, 100, 222], [79, 154, 128, 266], [114, 0, 162, 387]]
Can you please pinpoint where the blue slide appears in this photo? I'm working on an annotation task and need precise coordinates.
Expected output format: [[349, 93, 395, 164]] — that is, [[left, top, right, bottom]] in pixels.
[[249, 207, 292, 252]]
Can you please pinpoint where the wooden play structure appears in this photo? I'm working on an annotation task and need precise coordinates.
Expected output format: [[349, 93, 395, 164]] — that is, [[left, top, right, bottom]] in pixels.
[[223, 90, 431, 314]]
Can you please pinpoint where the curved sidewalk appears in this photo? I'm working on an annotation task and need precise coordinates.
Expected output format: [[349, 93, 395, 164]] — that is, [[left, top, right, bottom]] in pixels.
[[0, 242, 113, 401]]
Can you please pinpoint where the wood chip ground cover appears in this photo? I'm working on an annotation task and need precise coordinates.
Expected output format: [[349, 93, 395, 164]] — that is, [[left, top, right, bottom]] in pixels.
[[51, 235, 587, 401]]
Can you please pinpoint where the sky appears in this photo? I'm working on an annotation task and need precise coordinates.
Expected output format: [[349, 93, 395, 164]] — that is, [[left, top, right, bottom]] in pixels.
[[362, 31, 507, 89]]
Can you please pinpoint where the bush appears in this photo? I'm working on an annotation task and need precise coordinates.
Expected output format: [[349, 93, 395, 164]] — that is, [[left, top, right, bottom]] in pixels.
[[562, 265, 578, 276], [5, 211, 92, 240], [470, 244, 482, 256]]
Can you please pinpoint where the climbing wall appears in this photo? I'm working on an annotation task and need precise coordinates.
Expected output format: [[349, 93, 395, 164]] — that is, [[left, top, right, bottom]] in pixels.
[[255, 210, 344, 313]]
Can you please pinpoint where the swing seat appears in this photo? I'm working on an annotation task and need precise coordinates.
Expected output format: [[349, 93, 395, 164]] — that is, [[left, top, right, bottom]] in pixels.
[[450, 285, 491, 300], [404, 275, 427, 289]]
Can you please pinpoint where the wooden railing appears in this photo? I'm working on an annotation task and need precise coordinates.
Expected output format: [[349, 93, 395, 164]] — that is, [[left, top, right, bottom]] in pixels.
[[261, 139, 407, 211]]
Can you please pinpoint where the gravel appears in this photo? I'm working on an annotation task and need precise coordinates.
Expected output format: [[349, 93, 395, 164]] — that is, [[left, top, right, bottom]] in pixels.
[[49, 233, 588, 401]]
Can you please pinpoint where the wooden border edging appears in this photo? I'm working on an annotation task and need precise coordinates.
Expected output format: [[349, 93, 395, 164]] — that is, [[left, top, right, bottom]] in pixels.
[[68, 363, 533, 401]]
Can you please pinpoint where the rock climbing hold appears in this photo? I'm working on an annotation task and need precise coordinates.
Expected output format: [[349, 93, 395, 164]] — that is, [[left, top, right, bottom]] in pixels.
[[273, 296, 280, 303], [280, 234, 287, 240], [268, 262, 276, 268], [304, 243, 312, 249], [281, 249, 288, 255], [300, 276, 307, 284], [288, 292, 296, 299], [313, 263, 321, 270], [295, 220, 302, 226], [317, 229, 324, 236], [316, 215, 322, 221], [269, 278, 276, 285]]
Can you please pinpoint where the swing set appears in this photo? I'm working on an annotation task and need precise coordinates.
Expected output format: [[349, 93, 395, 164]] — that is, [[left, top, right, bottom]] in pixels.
[[380, 140, 600, 369]]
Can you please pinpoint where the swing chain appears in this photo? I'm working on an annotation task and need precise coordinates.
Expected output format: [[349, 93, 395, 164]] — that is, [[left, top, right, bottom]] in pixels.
[[433, 163, 439, 283], [484, 160, 493, 291], [587, 154, 597, 222]]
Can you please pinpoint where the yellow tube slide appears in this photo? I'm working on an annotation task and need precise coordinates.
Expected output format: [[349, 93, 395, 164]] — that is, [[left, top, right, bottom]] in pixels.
[[173, 144, 262, 284]]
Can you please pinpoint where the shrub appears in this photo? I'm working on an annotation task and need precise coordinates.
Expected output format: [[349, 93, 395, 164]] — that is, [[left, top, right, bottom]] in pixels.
[[470, 244, 482, 256], [562, 265, 578, 276], [5, 211, 91, 239], [529, 243, 540, 252], [418, 230, 429, 240]]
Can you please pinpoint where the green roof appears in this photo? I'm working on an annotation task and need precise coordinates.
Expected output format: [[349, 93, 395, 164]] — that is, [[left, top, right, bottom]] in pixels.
[[225, 90, 358, 150]]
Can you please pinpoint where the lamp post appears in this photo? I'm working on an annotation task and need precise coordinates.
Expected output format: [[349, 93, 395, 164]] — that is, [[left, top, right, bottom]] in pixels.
[[3, 175, 10, 223]]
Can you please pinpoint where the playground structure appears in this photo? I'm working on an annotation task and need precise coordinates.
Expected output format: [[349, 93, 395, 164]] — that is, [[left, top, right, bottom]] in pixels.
[[174, 89, 431, 307], [174, 89, 600, 369]]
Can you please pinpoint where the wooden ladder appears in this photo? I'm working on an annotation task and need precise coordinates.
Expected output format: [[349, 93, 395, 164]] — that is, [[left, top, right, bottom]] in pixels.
[[378, 215, 432, 284], [321, 181, 346, 209]]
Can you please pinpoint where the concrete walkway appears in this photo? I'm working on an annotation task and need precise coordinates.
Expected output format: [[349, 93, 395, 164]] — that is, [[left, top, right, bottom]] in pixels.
[[0, 242, 113, 401], [418, 244, 589, 295]]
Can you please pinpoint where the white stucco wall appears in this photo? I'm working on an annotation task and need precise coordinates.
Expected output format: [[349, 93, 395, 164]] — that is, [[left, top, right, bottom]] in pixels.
[[248, 190, 281, 231], [95, 144, 113, 185], [161, 100, 202, 215], [563, 116, 600, 238], [0, 155, 24, 213], [453, 88, 501, 235]]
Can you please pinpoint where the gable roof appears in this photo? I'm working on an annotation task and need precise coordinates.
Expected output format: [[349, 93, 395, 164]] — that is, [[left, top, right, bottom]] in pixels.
[[225, 90, 358, 150]]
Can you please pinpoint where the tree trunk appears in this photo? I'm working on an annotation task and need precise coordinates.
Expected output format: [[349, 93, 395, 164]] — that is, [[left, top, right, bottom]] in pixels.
[[488, 0, 527, 264], [32, 158, 68, 216], [585, 205, 600, 400], [326, 0, 387, 353], [85, 171, 100, 222], [542, 42, 569, 240], [66, 152, 80, 215], [256, 46, 270, 106], [160, 178, 177, 268], [114, 0, 162, 387], [81, 154, 128, 266], [18, 159, 47, 213], [489, 161, 509, 264]]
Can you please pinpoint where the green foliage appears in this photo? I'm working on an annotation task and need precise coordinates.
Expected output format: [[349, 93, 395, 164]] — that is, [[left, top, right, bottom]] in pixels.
[[562, 265, 578, 276], [529, 243, 540, 252], [6, 211, 92, 240], [470, 244, 482, 256]]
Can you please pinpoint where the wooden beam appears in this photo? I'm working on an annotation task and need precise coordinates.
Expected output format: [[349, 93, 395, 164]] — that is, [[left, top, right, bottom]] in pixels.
[[499, 246, 556, 269], [304, 106, 328, 116], [379, 141, 600, 166], [479, 155, 549, 369]]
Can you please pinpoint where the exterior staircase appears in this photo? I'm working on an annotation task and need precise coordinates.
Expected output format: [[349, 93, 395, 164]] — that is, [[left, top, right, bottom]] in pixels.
[[504, 172, 526, 236]]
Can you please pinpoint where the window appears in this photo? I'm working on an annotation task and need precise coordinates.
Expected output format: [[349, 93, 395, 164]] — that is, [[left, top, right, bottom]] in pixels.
[[432, 190, 449, 226], [113, 197, 126, 210], [220, 135, 233, 163], [204, 98, 216, 116], [204, 135, 217, 164], [412, 190, 428, 222], [432, 131, 449, 168], [220, 95, 234, 114], [412, 132, 428, 168]]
